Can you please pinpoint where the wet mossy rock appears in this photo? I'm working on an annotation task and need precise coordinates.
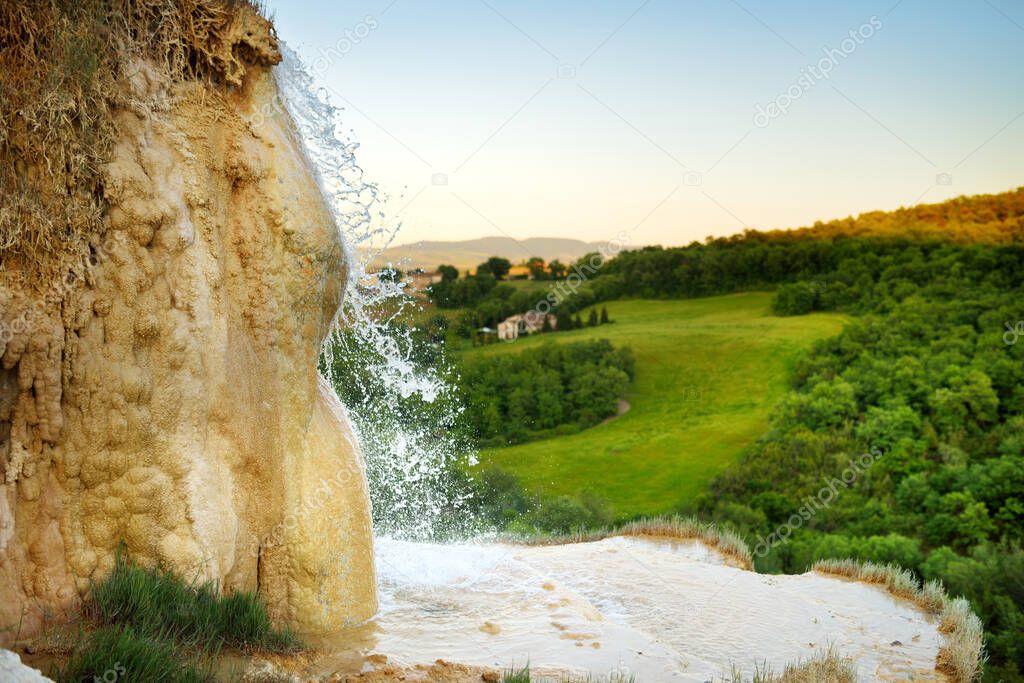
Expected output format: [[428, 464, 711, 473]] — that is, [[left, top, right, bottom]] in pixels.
[[0, 0, 376, 641]]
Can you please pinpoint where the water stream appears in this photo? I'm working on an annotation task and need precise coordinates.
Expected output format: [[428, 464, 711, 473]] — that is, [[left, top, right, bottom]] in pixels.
[[278, 45, 477, 542]]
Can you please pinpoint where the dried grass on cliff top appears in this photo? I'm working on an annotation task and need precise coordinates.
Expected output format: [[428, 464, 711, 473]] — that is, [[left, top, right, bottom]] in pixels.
[[721, 646, 856, 683], [814, 558, 985, 682], [517, 515, 754, 570], [0, 0, 270, 286]]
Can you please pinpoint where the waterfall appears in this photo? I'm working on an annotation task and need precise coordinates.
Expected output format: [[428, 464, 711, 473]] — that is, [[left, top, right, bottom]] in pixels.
[[275, 45, 480, 541]]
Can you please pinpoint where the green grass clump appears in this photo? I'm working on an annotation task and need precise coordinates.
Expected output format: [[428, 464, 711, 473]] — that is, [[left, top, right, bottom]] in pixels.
[[502, 664, 531, 682], [87, 549, 301, 654], [59, 626, 212, 683], [723, 646, 856, 682], [469, 294, 846, 518], [59, 548, 303, 682], [499, 664, 636, 683]]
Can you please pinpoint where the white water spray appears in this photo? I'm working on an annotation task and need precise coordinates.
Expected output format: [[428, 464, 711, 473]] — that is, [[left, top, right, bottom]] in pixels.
[[276, 45, 478, 540]]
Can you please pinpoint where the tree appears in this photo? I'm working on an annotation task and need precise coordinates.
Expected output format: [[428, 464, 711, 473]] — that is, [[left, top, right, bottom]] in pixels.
[[423, 314, 449, 344], [377, 266, 403, 283], [573, 314, 583, 329], [600, 307, 610, 324], [556, 309, 572, 333], [541, 315, 553, 333], [548, 259, 567, 279], [587, 309, 598, 327], [772, 281, 817, 315], [438, 264, 459, 282], [477, 256, 512, 280], [527, 257, 547, 280]]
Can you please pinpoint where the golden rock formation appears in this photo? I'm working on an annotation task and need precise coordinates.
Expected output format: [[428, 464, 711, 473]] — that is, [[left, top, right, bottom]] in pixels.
[[0, 4, 376, 639]]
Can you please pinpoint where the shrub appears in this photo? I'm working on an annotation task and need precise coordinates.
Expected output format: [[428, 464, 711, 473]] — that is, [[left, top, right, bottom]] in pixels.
[[772, 282, 818, 315]]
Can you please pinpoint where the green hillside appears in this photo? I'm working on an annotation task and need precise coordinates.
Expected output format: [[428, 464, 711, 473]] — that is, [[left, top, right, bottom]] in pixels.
[[465, 293, 846, 518]]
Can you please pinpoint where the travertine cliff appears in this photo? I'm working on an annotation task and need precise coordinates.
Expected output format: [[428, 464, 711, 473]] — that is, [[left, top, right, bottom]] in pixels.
[[0, 5, 376, 639]]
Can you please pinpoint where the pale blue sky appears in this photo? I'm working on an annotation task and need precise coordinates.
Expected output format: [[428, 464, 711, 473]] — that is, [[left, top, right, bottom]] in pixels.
[[268, 0, 1024, 248]]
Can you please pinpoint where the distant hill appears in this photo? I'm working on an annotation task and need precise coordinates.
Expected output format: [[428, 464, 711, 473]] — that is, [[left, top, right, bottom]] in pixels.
[[368, 236, 608, 273], [765, 186, 1024, 243]]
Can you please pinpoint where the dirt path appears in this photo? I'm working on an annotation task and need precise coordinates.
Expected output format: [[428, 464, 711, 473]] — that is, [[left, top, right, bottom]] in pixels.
[[601, 399, 631, 425]]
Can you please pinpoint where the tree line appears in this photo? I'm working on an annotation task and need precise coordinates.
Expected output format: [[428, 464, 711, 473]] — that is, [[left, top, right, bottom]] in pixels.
[[458, 339, 635, 447]]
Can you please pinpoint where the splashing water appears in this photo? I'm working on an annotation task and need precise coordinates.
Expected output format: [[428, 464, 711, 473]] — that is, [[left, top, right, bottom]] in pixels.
[[276, 45, 479, 540]]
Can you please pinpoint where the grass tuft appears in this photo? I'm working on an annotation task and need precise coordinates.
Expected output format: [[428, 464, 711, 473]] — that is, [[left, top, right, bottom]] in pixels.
[[57, 548, 301, 679], [499, 664, 636, 683], [723, 646, 856, 682], [502, 664, 531, 683], [58, 549, 303, 682], [59, 625, 213, 683], [87, 548, 301, 655]]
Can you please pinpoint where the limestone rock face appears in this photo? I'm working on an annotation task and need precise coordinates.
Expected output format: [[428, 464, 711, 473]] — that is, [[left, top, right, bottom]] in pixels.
[[0, 27, 377, 637]]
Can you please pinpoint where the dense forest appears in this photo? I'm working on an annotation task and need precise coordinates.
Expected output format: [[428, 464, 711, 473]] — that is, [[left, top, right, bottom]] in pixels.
[[704, 271, 1023, 679], [458, 339, 634, 447]]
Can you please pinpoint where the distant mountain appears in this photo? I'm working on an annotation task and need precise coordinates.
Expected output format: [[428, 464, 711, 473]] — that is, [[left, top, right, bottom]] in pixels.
[[368, 236, 608, 272]]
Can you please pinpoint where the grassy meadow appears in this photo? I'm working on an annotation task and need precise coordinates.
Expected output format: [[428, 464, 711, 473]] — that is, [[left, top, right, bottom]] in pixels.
[[465, 292, 847, 519]]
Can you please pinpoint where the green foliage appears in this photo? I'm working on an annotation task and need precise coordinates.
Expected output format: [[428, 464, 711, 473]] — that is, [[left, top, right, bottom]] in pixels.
[[87, 548, 300, 654], [556, 309, 572, 332], [470, 468, 617, 535], [459, 339, 634, 447], [59, 548, 300, 683], [474, 295, 846, 519], [478, 256, 512, 280], [502, 664, 531, 683], [442, 191, 1024, 674], [527, 256, 548, 280], [429, 271, 498, 309], [60, 626, 212, 683], [772, 282, 819, 315], [705, 253, 1024, 675], [377, 266, 403, 283]]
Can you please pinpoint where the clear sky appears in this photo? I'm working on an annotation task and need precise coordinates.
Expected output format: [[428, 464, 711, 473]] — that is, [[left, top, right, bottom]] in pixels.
[[268, 0, 1024, 248]]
